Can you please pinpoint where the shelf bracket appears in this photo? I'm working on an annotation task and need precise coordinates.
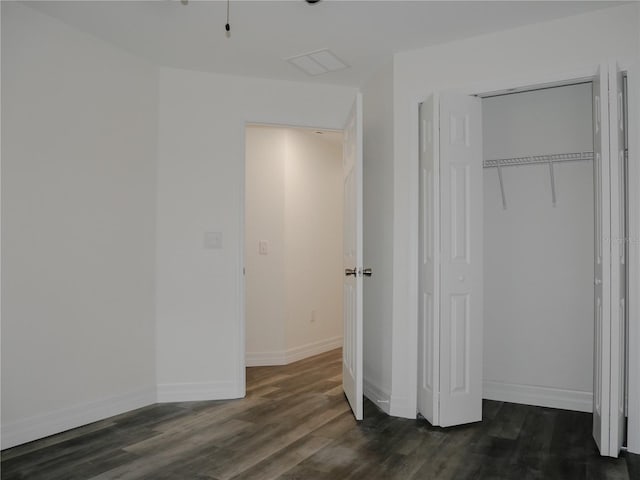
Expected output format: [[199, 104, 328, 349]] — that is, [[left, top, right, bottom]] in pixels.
[[547, 156, 557, 207], [497, 159, 507, 210]]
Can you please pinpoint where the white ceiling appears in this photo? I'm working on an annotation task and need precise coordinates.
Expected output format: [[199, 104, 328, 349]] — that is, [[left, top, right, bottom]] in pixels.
[[26, 0, 624, 87]]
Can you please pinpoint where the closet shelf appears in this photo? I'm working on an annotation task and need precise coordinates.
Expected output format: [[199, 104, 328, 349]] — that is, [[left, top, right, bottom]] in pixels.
[[483, 151, 594, 169], [484, 151, 594, 210]]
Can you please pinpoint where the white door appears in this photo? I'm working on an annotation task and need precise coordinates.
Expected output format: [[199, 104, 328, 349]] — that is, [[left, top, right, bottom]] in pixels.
[[342, 93, 363, 420], [438, 93, 483, 427], [418, 96, 441, 425], [593, 65, 613, 455], [608, 61, 626, 457], [418, 93, 483, 427]]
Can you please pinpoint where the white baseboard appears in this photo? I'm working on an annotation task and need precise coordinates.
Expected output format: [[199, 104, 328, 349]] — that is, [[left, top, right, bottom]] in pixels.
[[285, 336, 343, 364], [246, 336, 342, 367], [156, 380, 241, 403], [390, 395, 416, 418], [483, 380, 593, 413], [363, 377, 391, 415], [1, 386, 156, 450], [245, 351, 287, 366]]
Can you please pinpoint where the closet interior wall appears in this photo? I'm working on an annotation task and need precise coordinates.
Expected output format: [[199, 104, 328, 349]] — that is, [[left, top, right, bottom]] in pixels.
[[482, 83, 595, 411]]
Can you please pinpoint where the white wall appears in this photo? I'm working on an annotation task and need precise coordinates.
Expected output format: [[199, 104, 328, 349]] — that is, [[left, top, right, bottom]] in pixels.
[[245, 127, 287, 362], [283, 128, 343, 358], [361, 61, 394, 412], [482, 84, 594, 411], [390, 3, 640, 418], [155, 68, 355, 401], [1, 3, 158, 448], [245, 126, 343, 366]]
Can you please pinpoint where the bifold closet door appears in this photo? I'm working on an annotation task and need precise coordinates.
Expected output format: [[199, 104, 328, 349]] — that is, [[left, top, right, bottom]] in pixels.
[[608, 61, 626, 457], [592, 63, 612, 457], [418, 93, 483, 427], [592, 62, 626, 458], [418, 96, 441, 425]]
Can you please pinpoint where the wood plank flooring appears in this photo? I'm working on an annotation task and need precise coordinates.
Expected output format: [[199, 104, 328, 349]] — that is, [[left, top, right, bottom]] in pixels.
[[2, 348, 638, 479]]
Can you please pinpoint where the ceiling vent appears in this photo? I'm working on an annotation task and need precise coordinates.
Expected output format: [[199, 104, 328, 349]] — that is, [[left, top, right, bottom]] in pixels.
[[286, 49, 349, 76]]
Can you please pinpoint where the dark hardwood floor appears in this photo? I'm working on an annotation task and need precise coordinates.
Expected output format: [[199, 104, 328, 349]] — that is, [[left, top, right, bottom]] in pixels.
[[2, 348, 638, 479]]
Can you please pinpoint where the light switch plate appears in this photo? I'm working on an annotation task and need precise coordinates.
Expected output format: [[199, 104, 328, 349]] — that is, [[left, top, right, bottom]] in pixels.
[[259, 240, 268, 255], [204, 232, 223, 249]]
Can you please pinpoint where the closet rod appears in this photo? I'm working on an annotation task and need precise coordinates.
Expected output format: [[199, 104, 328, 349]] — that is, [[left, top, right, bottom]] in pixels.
[[483, 151, 593, 169]]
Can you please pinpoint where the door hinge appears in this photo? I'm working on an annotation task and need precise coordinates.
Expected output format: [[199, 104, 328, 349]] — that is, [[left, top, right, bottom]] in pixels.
[[359, 268, 372, 277]]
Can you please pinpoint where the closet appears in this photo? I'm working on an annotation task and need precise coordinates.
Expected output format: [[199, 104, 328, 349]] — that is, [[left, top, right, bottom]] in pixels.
[[482, 83, 596, 414], [416, 64, 631, 458]]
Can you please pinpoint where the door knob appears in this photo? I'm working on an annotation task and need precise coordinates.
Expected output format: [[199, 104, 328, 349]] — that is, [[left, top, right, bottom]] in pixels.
[[362, 268, 373, 277], [345, 268, 357, 277], [594, 278, 602, 285]]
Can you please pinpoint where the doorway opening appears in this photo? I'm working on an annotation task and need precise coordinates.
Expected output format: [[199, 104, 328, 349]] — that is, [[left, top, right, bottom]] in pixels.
[[478, 76, 630, 454], [243, 124, 345, 380], [481, 81, 599, 415]]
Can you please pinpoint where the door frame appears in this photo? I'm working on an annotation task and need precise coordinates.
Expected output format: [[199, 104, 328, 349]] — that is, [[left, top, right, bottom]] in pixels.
[[626, 61, 640, 454], [410, 61, 640, 454]]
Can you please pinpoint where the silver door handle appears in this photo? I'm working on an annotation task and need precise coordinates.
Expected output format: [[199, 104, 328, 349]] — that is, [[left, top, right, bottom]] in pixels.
[[361, 268, 372, 277], [595, 278, 602, 285], [345, 268, 357, 277]]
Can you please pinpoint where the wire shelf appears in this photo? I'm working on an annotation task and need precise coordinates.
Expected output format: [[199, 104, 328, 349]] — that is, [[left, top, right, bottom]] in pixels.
[[483, 151, 594, 169], [483, 151, 594, 210]]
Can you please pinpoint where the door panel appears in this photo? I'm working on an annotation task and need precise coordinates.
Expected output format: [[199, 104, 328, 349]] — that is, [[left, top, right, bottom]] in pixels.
[[593, 66, 612, 456], [439, 93, 483, 427], [418, 97, 441, 425], [342, 93, 363, 420], [608, 61, 626, 456], [449, 293, 470, 394]]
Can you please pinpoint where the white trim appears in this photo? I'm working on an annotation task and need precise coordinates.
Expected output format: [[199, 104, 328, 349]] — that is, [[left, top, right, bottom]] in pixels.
[[245, 336, 343, 367], [238, 121, 247, 399], [406, 98, 420, 421], [626, 60, 640, 454], [483, 381, 593, 413], [287, 336, 343, 365], [363, 377, 391, 415], [389, 394, 415, 419], [466, 66, 600, 98], [156, 381, 240, 403], [0, 386, 156, 450], [246, 351, 288, 366]]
